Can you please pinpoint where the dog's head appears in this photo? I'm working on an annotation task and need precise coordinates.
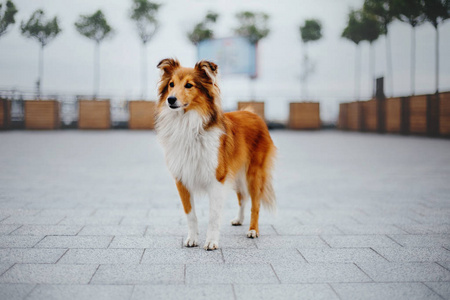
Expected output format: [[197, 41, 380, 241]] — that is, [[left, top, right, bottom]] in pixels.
[[156, 58, 220, 115]]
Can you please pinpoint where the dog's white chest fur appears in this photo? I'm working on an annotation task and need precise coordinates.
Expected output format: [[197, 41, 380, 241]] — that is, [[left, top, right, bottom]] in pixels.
[[156, 109, 222, 192]]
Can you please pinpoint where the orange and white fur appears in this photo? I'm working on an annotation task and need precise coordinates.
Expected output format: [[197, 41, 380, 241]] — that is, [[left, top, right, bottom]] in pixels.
[[155, 58, 276, 250]]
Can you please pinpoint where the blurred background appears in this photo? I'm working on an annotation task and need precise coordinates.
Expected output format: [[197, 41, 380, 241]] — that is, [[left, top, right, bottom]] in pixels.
[[0, 0, 449, 126]]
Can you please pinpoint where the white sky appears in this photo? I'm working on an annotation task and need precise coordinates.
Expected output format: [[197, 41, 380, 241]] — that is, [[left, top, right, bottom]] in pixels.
[[0, 0, 449, 122]]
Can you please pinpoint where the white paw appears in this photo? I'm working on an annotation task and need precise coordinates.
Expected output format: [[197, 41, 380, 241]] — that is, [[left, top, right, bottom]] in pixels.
[[203, 240, 219, 250], [247, 230, 259, 238], [231, 217, 243, 226], [184, 236, 198, 247]]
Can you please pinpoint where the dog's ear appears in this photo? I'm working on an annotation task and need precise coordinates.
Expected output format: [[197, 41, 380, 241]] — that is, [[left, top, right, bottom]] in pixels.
[[195, 60, 218, 83], [157, 58, 180, 75]]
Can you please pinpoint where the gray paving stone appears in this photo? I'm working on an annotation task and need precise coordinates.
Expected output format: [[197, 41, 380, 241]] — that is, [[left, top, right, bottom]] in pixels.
[[221, 224, 278, 236], [10, 225, 83, 236], [234, 284, 340, 300], [397, 224, 450, 234], [0, 283, 35, 300], [321, 235, 402, 248], [0, 225, 21, 235], [254, 236, 329, 249], [0, 263, 13, 275], [78, 225, 146, 236], [0, 248, 67, 264], [0, 264, 98, 284], [271, 262, 372, 283], [131, 285, 234, 300], [34, 236, 113, 249], [58, 249, 143, 264], [389, 234, 450, 248], [91, 264, 184, 285], [108, 236, 181, 248], [357, 262, 450, 282], [373, 247, 450, 262], [0, 236, 43, 248], [332, 283, 443, 300], [425, 282, 450, 300], [438, 261, 450, 271], [217, 235, 258, 248], [222, 248, 306, 264], [1, 215, 65, 225], [336, 225, 406, 235], [26, 284, 134, 300], [299, 248, 386, 263], [272, 225, 342, 235], [59, 216, 123, 225], [35, 209, 95, 218], [141, 248, 223, 264], [186, 263, 278, 284]]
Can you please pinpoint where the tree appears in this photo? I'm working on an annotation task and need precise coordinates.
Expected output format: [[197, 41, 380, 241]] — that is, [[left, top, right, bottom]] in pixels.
[[360, 10, 383, 98], [422, 0, 449, 94], [342, 9, 364, 100], [392, 0, 425, 95], [234, 11, 270, 100], [21, 9, 61, 98], [234, 11, 270, 45], [364, 0, 395, 96], [0, 0, 17, 38], [187, 11, 218, 46], [130, 0, 161, 99], [75, 10, 114, 98], [299, 19, 322, 100]]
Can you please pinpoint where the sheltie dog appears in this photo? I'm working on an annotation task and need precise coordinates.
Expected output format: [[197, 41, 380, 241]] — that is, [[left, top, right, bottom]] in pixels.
[[155, 58, 276, 250]]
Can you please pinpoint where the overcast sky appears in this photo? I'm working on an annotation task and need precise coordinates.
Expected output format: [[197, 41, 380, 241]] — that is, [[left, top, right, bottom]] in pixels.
[[0, 0, 449, 121]]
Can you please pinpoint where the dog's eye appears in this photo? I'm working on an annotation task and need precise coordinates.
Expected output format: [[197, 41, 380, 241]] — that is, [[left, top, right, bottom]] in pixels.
[[169, 82, 174, 88], [185, 83, 193, 89]]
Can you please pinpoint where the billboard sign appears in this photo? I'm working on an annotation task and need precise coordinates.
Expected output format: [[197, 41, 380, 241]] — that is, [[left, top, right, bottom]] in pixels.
[[197, 37, 257, 78]]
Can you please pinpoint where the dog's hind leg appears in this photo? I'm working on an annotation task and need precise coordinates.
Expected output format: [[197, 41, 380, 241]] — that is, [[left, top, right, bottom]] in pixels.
[[246, 164, 265, 238], [176, 180, 198, 247], [231, 192, 247, 226]]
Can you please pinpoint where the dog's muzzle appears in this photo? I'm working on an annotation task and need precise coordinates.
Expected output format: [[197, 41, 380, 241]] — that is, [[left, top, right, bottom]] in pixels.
[[167, 96, 180, 109]]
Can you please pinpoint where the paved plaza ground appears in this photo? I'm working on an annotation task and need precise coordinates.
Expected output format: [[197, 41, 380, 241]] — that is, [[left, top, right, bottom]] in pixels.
[[0, 130, 449, 299]]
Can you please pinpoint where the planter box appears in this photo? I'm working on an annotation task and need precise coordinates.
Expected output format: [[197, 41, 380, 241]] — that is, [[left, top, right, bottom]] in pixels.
[[0, 98, 11, 130], [409, 95, 428, 134], [347, 102, 363, 131], [24, 100, 60, 130], [440, 92, 450, 136], [78, 100, 110, 129], [385, 97, 409, 134], [128, 101, 156, 129], [362, 99, 378, 132], [338, 103, 349, 130], [237, 101, 265, 120], [288, 102, 320, 129]]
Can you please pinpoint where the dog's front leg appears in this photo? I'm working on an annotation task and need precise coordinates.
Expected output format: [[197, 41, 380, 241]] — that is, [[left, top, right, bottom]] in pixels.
[[176, 180, 198, 247], [204, 181, 227, 250]]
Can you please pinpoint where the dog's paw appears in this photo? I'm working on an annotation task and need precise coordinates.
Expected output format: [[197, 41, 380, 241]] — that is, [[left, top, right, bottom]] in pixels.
[[184, 236, 198, 247], [230, 217, 243, 226], [247, 230, 259, 239], [203, 240, 219, 250]]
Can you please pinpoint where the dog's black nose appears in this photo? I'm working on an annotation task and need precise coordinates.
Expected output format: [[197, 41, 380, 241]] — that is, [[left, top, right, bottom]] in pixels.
[[167, 96, 177, 106]]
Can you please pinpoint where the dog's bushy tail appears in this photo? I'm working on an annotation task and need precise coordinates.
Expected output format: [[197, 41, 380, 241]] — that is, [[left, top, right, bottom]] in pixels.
[[260, 147, 277, 213]]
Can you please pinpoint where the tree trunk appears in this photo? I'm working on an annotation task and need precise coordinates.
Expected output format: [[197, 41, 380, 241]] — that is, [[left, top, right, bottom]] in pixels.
[[435, 24, 439, 94], [385, 32, 394, 97], [141, 43, 148, 99], [411, 26, 416, 96], [302, 42, 309, 101], [355, 43, 361, 101], [369, 41, 375, 98], [94, 41, 100, 99], [38, 44, 44, 99]]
